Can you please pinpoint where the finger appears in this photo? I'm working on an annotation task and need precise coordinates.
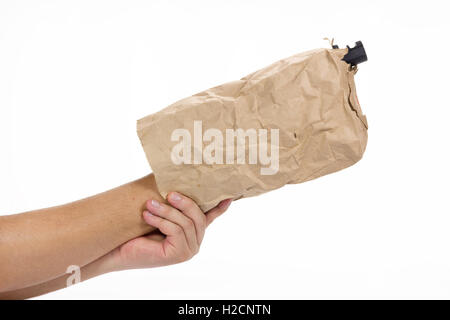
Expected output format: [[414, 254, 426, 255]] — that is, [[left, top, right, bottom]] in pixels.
[[146, 231, 165, 242], [143, 210, 182, 238], [121, 236, 165, 268], [146, 199, 199, 253], [142, 211, 190, 261], [167, 192, 207, 245], [205, 199, 232, 227]]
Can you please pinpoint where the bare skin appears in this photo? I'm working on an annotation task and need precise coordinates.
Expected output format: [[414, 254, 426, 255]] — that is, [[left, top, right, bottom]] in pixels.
[[0, 174, 231, 298]]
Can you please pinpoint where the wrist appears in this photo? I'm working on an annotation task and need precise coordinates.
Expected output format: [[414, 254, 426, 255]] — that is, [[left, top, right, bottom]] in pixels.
[[120, 174, 161, 236], [88, 249, 124, 277]]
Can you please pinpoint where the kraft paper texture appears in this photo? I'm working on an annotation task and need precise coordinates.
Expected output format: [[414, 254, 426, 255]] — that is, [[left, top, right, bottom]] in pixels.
[[137, 47, 368, 211]]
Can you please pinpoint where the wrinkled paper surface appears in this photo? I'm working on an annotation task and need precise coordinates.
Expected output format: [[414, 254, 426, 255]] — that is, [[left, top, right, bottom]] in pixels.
[[137, 48, 368, 211]]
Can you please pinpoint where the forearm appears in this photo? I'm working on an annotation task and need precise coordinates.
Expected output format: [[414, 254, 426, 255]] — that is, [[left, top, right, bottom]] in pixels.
[[0, 174, 160, 292], [0, 250, 120, 300], [0, 190, 232, 300]]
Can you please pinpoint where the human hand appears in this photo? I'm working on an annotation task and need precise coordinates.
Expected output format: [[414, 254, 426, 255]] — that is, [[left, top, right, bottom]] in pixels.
[[114, 192, 232, 270]]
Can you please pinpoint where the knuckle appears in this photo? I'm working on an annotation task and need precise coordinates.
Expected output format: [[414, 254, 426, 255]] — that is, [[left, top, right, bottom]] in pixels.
[[162, 205, 174, 216], [186, 250, 195, 260], [173, 225, 183, 235], [199, 216, 207, 229], [184, 197, 198, 210], [186, 219, 195, 231], [174, 254, 184, 263], [164, 205, 178, 216], [178, 251, 192, 262], [180, 219, 194, 232]]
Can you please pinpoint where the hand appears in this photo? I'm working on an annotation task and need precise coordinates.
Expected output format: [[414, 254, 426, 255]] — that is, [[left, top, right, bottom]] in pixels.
[[114, 192, 232, 270]]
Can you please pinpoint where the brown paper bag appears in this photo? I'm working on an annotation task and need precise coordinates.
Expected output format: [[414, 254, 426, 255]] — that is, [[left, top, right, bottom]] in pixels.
[[137, 47, 368, 211]]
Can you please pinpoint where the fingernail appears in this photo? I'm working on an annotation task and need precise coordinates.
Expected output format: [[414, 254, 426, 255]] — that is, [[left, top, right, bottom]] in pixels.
[[151, 199, 160, 208], [171, 192, 182, 201], [144, 211, 153, 217]]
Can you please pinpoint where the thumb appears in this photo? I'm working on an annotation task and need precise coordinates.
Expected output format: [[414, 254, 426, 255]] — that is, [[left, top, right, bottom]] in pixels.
[[205, 199, 232, 226]]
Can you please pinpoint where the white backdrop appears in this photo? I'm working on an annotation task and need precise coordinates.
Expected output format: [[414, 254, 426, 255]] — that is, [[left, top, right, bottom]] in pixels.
[[1, 0, 449, 299]]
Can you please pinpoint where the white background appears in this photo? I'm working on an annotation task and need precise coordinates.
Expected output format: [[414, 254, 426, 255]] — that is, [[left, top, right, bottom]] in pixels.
[[1, 0, 449, 299]]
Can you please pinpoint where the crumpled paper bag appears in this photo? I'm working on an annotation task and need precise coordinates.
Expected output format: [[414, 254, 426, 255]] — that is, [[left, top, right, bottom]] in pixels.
[[137, 47, 368, 211]]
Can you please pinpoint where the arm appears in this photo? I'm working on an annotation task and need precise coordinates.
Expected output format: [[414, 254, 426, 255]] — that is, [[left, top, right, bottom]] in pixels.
[[0, 194, 231, 299], [0, 174, 163, 292], [0, 251, 117, 300]]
